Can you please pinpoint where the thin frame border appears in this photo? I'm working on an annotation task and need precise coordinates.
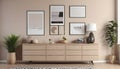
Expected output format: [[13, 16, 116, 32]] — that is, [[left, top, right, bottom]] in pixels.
[[49, 5, 65, 35], [69, 5, 86, 18], [26, 10, 45, 36], [49, 5, 65, 26], [49, 25, 59, 35], [69, 22, 86, 35], [58, 25, 65, 35]]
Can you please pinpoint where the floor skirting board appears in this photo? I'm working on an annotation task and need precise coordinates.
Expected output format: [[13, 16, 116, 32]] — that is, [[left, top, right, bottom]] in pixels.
[[0, 60, 107, 63], [0, 60, 7, 63], [93, 60, 107, 63]]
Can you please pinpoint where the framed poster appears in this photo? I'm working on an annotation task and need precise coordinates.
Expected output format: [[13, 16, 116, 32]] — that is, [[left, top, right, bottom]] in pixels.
[[49, 25, 58, 35], [59, 26, 65, 35], [50, 5, 65, 25], [27, 10, 45, 36], [69, 5, 86, 18], [69, 22, 85, 35]]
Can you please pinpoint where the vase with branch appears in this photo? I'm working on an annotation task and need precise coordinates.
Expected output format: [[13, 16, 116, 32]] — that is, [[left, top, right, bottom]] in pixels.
[[62, 36, 68, 43]]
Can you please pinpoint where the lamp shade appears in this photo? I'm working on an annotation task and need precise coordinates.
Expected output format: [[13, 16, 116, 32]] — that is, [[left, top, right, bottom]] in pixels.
[[86, 23, 97, 32]]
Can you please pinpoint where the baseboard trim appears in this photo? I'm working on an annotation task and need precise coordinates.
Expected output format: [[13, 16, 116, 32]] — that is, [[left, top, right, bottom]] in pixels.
[[0, 60, 7, 63], [94, 60, 119, 64], [93, 60, 107, 63], [0, 60, 23, 63], [0, 60, 107, 63]]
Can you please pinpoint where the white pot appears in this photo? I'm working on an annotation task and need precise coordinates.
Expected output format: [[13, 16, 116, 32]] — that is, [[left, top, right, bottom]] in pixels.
[[33, 39, 39, 44], [7, 52, 16, 64], [109, 55, 116, 64]]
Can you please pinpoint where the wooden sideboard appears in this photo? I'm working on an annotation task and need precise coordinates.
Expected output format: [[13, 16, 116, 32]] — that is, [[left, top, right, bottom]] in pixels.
[[22, 43, 98, 62]]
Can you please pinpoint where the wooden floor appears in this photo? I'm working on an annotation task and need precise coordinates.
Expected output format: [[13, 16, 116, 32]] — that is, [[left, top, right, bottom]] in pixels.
[[0, 63, 120, 69]]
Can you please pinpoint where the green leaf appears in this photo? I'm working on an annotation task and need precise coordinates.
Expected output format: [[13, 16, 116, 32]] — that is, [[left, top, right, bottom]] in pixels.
[[4, 34, 20, 52], [105, 20, 117, 47]]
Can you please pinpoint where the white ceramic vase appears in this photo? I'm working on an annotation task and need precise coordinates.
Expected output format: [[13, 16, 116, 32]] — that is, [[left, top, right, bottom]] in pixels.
[[33, 39, 39, 44]]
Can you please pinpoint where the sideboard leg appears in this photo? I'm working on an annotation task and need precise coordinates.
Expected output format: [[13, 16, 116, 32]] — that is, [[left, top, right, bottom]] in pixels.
[[28, 61, 32, 63], [90, 61, 94, 65]]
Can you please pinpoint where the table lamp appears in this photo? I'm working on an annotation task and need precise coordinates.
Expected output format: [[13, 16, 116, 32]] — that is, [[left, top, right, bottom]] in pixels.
[[86, 23, 97, 43]]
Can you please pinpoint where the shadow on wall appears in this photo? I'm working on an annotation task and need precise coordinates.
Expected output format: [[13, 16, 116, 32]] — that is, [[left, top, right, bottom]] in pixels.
[[0, 40, 8, 60], [16, 44, 22, 60], [0, 41, 2, 60], [102, 22, 110, 59], [0, 0, 2, 60]]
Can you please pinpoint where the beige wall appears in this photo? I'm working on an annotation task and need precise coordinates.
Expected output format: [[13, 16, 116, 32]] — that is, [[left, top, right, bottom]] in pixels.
[[0, 0, 115, 61]]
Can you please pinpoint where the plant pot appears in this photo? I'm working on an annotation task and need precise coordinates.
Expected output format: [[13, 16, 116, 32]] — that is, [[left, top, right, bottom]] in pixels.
[[109, 55, 116, 64], [33, 39, 39, 44], [7, 52, 16, 64]]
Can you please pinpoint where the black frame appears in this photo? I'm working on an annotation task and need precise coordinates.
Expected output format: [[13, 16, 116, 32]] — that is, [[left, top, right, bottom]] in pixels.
[[26, 10, 45, 36], [49, 5, 65, 35], [69, 5, 86, 18], [49, 25, 59, 35], [58, 25, 65, 35], [49, 5, 65, 26], [69, 22, 86, 35], [49, 25, 65, 35]]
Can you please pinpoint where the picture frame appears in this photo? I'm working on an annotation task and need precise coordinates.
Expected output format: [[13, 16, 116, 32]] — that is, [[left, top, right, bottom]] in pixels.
[[49, 25, 59, 35], [26, 10, 45, 36], [69, 22, 85, 35], [49, 25, 65, 35], [50, 5, 65, 25], [58, 26, 65, 35], [69, 5, 86, 18]]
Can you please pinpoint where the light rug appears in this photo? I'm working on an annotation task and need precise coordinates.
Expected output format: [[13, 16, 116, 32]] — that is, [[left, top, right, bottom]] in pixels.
[[10, 66, 94, 69]]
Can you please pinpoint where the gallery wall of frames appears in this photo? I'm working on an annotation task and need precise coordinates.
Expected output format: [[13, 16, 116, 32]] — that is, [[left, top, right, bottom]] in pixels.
[[26, 5, 86, 36]]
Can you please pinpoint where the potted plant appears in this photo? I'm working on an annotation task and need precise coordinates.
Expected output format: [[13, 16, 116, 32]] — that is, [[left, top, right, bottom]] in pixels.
[[105, 20, 117, 63], [4, 34, 20, 64]]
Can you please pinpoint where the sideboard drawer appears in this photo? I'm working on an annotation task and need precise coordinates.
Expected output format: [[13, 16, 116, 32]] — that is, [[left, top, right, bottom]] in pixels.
[[48, 44, 65, 46], [82, 56, 98, 61], [23, 50, 46, 56], [47, 46, 65, 50], [82, 50, 98, 56], [23, 56, 46, 61], [66, 46, 81, 50], [66, 56, 81, 61], [47, 50, 65, 56], [66, 51, 81, 56], [82, 45, 98, 49], [47, 56, 65, 61], [23, 46, 46, 50]]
